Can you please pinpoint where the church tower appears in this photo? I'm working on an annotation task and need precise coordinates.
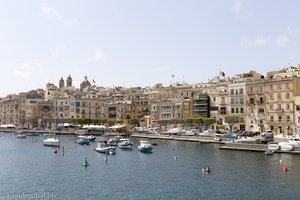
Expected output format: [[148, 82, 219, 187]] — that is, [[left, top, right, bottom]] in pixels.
[[59, 77, 64, 89], [66, 75, 72, 87]]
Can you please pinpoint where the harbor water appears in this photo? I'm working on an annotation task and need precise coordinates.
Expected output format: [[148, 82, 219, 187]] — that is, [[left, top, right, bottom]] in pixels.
[[0, 133, 300, 200]]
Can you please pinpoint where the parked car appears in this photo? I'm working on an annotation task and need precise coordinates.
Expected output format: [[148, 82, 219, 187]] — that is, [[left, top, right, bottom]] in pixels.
[[260, 131, 274, 144]]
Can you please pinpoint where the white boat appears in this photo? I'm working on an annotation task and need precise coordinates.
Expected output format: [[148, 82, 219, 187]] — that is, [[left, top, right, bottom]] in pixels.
[[199, 130, 213, 137], [43, 138, 60, 147], [138, 140, 153, 153], [16, 134, 26, 139], [268, 143, 280, 151], [288, 137, 300, 146], [118, 138, 133, 149], [95, 142, 116, 154], [264, 149, 274, 155], [234, 137, 260, 144], [163, 128, 185, 135], [278, 142, 293, 151], [184, 130, 195, 136], [214, 134, 222, 142]]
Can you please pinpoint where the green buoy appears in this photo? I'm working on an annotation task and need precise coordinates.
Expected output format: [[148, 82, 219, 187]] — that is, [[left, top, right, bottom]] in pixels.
[[82, 156, 90, 167]]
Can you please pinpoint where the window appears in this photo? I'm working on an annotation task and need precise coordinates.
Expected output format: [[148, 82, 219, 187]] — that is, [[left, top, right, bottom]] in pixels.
[[270, 84, 273, 90], [278, 115, 282, 122], [278, 93, 281, 100], [250, 108, 254, 113], [239, 88, 243, 94], [286, 82, 290, 89], [258, 108, 264, 113], [277, 104, 282, 109], [213, 97, 216, 102], [250, 87, 253, 93], [277, 83, 281, 90], [231, 108, 234, 113], [240, 108, 244, 113], [259, 86, 263, 93], [231, 98, 234, 104], [286, 92, 290, 99], [287, 116, 290, 122], [286, 103, 290, 110], [270, 116, 274, 122], [270, 94, 273, 100], [236, 108, 239, 113], [231, 89, 234, 95], [270, 104, 273, 110], [249, 98, 254, 104], [240, 98, 244, 104]]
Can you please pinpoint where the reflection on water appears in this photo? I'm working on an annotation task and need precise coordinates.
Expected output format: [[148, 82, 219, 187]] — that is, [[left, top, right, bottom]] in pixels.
[[0, 133, 300, 200]]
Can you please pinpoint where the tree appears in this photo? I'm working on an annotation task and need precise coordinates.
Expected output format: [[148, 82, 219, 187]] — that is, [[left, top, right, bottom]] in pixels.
[[203, 117, 215, 128], [128, 118, 139, 126], [225, 115, 241, 132]]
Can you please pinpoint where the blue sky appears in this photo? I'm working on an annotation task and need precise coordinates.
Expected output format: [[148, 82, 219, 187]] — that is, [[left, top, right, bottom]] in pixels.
[[0, 0, 300, 97]]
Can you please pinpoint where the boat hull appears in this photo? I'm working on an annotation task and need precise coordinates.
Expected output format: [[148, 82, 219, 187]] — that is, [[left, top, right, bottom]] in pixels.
[[138, 146, 153, 153]]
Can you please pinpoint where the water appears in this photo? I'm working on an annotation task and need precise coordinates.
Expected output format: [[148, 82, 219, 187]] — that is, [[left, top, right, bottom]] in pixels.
[[0, 133, 300, 200]]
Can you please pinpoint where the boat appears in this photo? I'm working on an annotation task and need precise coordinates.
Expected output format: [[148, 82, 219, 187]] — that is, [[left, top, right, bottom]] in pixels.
[[268, 143, 280, 151], [43, 138, 60, 147], [162, 128, 185, 136], [78, 135, 96, 142], [264, 149, 274, 155], [118, 138, 133, 149], [233, 137, 261, 144], [95, 141, 116, 154], [138, 140, 153, 153], [214, 134, 222, 142], [16, 134, 26, 139], [107, 138, 118, 146], [288, 137, 300, 146], [278, 142, 293, 151], [76, 138, 91, 145]]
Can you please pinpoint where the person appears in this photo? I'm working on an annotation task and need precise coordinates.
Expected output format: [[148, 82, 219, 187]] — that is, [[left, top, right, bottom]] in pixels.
[[205, 166, 211, 173]]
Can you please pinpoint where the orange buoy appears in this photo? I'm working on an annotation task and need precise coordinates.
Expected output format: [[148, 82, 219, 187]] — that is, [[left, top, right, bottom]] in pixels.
[[283, 164, 288, 173]]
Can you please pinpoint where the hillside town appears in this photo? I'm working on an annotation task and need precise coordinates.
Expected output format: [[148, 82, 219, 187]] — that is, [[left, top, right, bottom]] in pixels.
[[1, 65, 300, 135]]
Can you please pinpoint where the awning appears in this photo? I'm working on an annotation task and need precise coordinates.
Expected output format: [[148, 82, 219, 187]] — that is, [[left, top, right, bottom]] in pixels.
[[0, 124, 16, 128], [109, 124, 127, 129]]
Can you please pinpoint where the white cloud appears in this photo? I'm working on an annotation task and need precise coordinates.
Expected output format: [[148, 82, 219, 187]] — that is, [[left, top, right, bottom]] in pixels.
[[14, 63, 44, 79], [158, 66, 171, 71], [287, 26, 299, 35], [50, 45, 66, 58], [241, 36, 270, 47], [95, 50, 105, 61], [88, 49, 106, 61], [41, 5, 79, 25], [232, 0, 242, 15], [276, 36, 290, 47]]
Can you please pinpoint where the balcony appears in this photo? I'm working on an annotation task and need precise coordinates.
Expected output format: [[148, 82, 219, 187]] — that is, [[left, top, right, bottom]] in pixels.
[[275, 109, 284, 112]]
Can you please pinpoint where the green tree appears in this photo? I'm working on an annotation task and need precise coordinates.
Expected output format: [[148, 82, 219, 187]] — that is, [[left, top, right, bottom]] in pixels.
[[225, 115, 241, 132], [128, 118, 139, 126], [203, 117, 215, 128]]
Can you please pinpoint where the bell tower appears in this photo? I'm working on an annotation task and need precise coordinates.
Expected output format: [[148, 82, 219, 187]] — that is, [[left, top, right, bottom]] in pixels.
[[66, 75, 72, 87]]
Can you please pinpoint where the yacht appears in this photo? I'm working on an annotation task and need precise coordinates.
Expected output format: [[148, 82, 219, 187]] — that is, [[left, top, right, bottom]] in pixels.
[[138, 140, 153, 153], [288, 137, 300, 146]]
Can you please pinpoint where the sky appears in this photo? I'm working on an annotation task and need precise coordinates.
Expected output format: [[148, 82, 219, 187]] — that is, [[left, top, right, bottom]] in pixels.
[[0, 0, 300, 97]]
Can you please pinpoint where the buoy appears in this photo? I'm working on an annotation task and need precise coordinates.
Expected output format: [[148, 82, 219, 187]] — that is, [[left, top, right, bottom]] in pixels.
[[62, 146, 64, 156], [82, 156, 90, 167], [54, 149, 57, 154], [173, 157, 178, 160], [104, 153, 108, 162], [283, 164, 288, 173]]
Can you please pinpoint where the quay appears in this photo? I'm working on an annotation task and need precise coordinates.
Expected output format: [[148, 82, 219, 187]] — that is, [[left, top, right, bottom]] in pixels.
[[131, 133, 300, 154], [130, 133, 224, 144]]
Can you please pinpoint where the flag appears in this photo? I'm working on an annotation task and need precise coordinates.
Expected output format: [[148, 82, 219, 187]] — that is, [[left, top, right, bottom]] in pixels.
[[93, 79, 95, 83], [219, 71, 225, 77], [171, 74, 175, 78]]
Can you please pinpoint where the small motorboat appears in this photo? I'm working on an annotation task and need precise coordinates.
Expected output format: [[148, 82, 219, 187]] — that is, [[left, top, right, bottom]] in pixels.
[[138, 140, 153, 153], [278, 142, 293, 151], [268, 143, 280, 151], [78, 135, 96, 142], [76, 138, 91, 145], [264, 149, 274, 155], [16, 134, 26, 139], [95, 142, 116, 154], [118, 139, 133, 149], [43, 138, 60, 147]]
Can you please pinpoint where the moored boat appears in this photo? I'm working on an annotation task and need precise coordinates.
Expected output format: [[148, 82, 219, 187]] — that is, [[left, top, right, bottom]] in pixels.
[[16, 134, 27, 139], [76, 138, 91, 145], [268, 143, 280, 151], [138, 140, 153, 153], [278, 142, 293, 151], [43, 138, 60, 147], [118, 138, 133, 149], [95, 141, 116, 154], [264, 149, 274, 155]]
